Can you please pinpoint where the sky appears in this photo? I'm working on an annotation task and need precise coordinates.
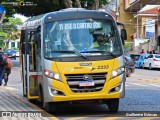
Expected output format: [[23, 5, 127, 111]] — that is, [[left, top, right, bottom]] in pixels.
[[13, 14, 29, 22]]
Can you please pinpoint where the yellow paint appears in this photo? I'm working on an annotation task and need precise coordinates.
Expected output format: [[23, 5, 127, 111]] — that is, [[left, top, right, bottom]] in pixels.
[[66, 117, 88, 120], [97, 117, 121, 120], [50, 58, 122, 102], [27, 90, 39, 99], [137, 117, 159, 120]]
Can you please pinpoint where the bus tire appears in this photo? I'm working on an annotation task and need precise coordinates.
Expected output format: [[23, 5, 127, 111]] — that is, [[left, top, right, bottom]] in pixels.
[[39, 87, 55, 112], [43, 102, 52, 112], [39, 85, 43, 103], [29, 99, 37, 104], [107, 98, 119, 112]]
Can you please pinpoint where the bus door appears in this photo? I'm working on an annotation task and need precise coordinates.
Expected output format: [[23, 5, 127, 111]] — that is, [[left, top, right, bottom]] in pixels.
[[24, 29, 40, 99], [20, 29, 27, 97]]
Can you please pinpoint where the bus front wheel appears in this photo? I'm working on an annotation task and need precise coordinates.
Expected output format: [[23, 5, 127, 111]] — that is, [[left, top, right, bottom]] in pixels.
[[39, 88, 56, 112], [39, 86, 52, 112], [106, 98, 119, 112], [43, 102, 53, 112]]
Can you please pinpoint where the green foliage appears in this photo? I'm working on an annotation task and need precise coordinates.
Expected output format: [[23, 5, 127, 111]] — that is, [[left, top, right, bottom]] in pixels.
[[1, 0, 21, 17], [8, 17, 23, 25], [12, 47, 19, 50], [2, 0, 110, 17], [73, 0, 109, 8], [123, 42, 131, 48], [0, 17, 22, 48], [0, 31, 7, 38], [9, 0, 65, 16]]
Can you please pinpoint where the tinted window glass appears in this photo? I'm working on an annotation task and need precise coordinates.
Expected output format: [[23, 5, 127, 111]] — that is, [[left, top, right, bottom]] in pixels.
[[44, 19, 123, 59], [130, 54, 140, 61], [155, 55, 160, 58]]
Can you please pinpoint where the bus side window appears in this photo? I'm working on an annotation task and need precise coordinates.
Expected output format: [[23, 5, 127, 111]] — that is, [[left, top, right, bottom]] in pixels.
[[29, 31, 36, 42], [20, 30, 25, 54], [37, 26, 41, 49]]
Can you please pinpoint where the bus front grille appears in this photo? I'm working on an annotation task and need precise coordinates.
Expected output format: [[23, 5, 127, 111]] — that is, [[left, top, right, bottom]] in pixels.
[[65, 73, 107, 93]]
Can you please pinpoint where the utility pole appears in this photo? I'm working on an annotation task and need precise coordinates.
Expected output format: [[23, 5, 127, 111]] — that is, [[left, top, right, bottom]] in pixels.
[[115, 0, 119, 22]]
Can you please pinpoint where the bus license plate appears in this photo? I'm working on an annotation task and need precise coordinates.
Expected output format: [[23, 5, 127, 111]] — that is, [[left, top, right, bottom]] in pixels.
[[79, 81, 95, 87]]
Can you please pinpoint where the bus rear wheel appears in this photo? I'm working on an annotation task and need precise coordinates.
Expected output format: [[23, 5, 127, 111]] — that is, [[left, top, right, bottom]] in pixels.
[[106, 98, 119, 112]]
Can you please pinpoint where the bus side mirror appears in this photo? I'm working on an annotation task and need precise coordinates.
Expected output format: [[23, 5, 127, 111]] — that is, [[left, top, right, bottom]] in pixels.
[[121, 29, 127, 41]]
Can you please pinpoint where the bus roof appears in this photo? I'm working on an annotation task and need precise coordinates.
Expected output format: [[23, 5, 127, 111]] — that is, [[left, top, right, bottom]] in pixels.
[[23, 8, 114, 28], [25, 14, 45, 22]]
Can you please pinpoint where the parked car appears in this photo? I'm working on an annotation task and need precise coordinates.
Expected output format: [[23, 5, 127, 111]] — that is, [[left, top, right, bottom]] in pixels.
[[126, 54, 141, 61], [135, 53, 150, 68], [143, 54, 160, 69], [14, 50, 19, 57], [125, 56, 135, 77], [4, 49, 16, 60]]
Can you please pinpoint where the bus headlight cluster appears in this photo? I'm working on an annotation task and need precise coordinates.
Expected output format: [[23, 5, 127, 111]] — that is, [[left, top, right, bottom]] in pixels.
[[44, 70, 62, 81], [110, 66, 125, 79]]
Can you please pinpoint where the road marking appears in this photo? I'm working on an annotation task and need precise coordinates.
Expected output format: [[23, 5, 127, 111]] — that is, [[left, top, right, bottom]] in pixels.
[[97, 117, 122, 120], [127, 82, 147, 87], [131, 74, 160, 79], [126, 82, 160, 88], [136, 117, 160, 120], [65, 117, 89, 120], [3, 87, 18, 90], [65, 115, 122, 120], [7, 84, 22, 87], [147, 84, 160, 87]]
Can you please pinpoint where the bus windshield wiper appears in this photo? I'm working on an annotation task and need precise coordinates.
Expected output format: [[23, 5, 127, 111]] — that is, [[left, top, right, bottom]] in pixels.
[[52, 50, 90, 60], [72, 49, 90, 60], [81, 50, 117, 57]]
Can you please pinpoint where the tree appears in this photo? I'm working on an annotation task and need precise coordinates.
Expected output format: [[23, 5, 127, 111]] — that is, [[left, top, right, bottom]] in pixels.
[[76, 0, 82, 8], [93, 0, 100, 10], [65, 0, 109, 10], [0, 17, 23, 49], [64, 0, 73, 8], [2, 0, 109, 17]]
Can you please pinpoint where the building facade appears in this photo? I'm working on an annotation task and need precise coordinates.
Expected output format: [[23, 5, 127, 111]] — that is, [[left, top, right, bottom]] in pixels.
[[118, 0, 160, 53]]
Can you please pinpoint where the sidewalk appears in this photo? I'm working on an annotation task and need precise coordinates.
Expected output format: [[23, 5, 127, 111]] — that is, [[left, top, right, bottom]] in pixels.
[[0, 67, 57, 120]]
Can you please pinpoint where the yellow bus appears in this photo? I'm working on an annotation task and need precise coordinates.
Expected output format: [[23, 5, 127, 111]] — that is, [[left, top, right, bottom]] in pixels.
[[20, 8, 127, 112]]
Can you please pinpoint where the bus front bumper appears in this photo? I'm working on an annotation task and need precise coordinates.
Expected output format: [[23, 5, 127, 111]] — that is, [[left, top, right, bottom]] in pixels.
[[44, 74, 125, 102]]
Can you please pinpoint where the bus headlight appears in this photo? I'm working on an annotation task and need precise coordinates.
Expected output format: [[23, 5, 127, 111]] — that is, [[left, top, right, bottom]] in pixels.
[[44, 70, 62, 81], [110, 66, 125, 79]]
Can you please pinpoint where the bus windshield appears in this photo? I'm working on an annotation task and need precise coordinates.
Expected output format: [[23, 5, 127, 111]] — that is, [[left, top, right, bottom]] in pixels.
[[44, 19, 123, 59]]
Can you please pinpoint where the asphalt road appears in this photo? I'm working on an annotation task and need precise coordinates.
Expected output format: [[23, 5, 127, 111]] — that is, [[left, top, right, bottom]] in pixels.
[[4, 58, 160, 119]]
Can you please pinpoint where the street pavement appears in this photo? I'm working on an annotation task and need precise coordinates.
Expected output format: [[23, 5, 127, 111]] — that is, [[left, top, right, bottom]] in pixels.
[[0, 58, 160, 120], [0, 59, 56, 120]]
